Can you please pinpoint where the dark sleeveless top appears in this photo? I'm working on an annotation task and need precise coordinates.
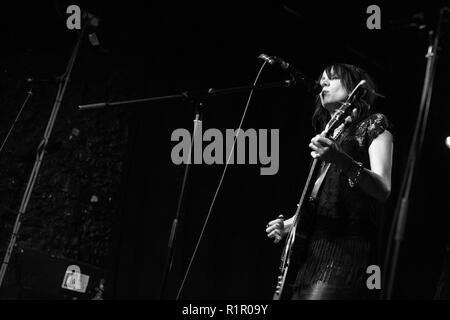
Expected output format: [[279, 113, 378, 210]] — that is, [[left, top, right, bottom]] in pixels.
[[292, 113, 392, 300]]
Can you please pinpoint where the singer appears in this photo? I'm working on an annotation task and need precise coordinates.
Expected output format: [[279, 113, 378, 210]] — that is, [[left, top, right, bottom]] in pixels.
[[266, 63, 393, 300]]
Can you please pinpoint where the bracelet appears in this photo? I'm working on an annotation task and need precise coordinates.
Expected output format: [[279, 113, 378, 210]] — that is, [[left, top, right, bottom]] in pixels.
[[348, 161, 364, 188]]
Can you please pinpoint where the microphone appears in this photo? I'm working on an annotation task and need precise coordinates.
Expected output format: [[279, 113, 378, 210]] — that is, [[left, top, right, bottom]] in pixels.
[[258, 54, 305, 79], [259, 53, 321, 94]]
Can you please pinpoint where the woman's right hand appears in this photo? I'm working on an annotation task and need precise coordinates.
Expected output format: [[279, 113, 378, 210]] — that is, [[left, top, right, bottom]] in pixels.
[[265, 215, 293, 244]]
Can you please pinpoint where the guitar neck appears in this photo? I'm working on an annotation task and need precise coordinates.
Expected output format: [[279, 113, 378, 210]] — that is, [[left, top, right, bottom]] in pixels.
[[292, 157, 319, 226]]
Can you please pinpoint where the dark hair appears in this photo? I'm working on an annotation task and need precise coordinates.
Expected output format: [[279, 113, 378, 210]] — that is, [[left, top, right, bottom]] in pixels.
[[312, 63, 378, 133]]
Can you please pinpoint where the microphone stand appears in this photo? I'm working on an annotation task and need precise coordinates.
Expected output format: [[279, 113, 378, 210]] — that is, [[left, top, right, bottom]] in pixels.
[[0, 26, 86, 289], [78, 78, 298, 299], [77, 81, 297, 110], [383, 7, 447, 299]]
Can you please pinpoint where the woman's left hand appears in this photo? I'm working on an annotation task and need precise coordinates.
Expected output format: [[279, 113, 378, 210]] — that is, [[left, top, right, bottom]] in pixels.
[[309, 135, 344, 165]]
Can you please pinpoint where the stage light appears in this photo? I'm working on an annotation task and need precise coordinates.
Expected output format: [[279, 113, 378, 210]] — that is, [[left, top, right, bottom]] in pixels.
[[445, 136, 450, 149]]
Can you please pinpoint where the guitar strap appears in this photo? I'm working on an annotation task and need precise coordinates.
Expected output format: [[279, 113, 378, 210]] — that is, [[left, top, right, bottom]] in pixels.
[[310, 162, 331, 200], [309, 123, 344, 200]]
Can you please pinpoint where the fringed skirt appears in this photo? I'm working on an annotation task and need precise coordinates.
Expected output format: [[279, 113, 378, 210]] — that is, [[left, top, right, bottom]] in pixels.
[[291, 235, 372, 300]]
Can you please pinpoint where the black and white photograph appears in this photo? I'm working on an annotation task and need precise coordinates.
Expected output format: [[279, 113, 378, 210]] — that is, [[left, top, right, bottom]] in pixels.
[[0, 0, 449, 307]]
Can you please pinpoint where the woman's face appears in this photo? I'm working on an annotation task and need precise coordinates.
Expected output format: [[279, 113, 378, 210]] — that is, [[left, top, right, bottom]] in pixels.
[[319, 68, 348, 110]]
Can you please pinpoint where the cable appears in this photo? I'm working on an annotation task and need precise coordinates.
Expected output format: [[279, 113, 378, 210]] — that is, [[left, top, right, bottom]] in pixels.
[[0, 90, 33, 156], [175, 60, 268, 299]]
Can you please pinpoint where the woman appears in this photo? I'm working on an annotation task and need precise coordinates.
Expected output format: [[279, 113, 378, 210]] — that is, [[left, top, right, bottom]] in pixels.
[[266, 63, 393, 300]]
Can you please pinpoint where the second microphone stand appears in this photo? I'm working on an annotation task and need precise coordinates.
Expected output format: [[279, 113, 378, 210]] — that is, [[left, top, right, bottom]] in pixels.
[[0, 26, 87, 289], [383, 7, 447, 299]]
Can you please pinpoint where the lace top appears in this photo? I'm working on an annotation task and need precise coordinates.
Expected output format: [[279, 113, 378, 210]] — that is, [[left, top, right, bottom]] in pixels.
[[314, 112, 392, 240]]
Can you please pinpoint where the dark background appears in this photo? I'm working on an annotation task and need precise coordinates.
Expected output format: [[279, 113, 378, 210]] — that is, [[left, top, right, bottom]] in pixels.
[[0, 0, 449, 299]]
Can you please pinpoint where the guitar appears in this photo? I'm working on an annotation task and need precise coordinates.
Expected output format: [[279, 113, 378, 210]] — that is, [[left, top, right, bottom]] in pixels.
[[272, 80, 367, 300]]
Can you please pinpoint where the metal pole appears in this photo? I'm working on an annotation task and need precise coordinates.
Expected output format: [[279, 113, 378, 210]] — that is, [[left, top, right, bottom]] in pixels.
[[0, 27, 86, 288], [384, 7, 446, 299]]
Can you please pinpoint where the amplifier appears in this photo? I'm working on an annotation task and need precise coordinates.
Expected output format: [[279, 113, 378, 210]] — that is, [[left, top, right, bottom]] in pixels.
[[0, 246, 106, 300]]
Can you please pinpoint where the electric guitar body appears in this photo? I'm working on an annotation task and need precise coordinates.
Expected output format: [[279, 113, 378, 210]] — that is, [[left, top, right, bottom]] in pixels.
[[273, 197, 317, 300]]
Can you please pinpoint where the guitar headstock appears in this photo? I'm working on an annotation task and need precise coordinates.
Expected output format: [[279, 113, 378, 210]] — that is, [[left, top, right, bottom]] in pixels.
[[323, 79, 367, 139]]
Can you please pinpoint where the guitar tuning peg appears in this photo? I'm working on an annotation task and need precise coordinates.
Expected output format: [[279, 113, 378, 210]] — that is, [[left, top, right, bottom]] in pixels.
[[345, 116, 352, 124], [352, 108, 357, 117]]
